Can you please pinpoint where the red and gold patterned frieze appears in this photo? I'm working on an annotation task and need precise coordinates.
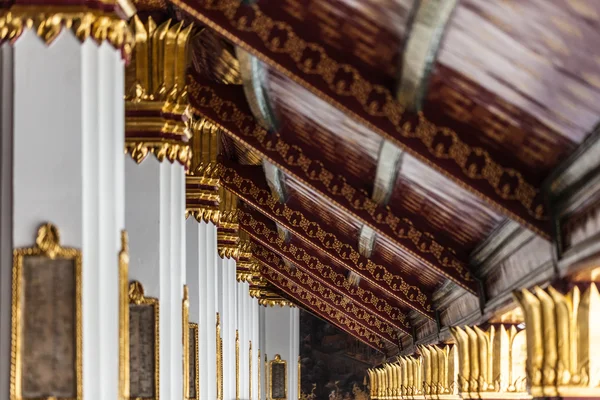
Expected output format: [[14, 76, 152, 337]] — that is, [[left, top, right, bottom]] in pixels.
[[239, 206, 423, 326], [187, 75, 477, 294], [259, 262, 386, 352], [0, 0, 135, 60], [124, 15, 194, 167], [251, 242, 404, 342], [173, 0, 548, 237], [221, 164, 436, 318]]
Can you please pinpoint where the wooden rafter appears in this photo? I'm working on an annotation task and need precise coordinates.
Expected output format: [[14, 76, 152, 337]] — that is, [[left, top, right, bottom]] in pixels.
[[222, 163, 436, 318], [188, 74, 478, 294], [257, 256, 387, 352], [174, 0, 549, 237], [251, 241, 402, 344]]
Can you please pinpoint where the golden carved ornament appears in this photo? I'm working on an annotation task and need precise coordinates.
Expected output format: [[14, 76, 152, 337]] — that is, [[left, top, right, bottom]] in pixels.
[[189, 322, 199, 400], [369, 355, 423, 399], [217, 187, 241, 258], [186, 118, 222, 223], [0, 3, 135, 60], [514, 284, 600, 398], [417, 344, 459, 399], [450, 325, 528, 399], [125, 15, 194, 167], [268, 354, 287, 400], [249, 341, 253, 400]]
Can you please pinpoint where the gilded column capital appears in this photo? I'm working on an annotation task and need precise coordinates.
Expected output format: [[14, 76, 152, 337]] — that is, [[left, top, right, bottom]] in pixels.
[[450, 324, 529, 399], [125, 15, 194, 168], [419, 344, 459, 399], [186, 118, 222, 224], [0, 0, 135, 60], [514, 283, 600, 398]]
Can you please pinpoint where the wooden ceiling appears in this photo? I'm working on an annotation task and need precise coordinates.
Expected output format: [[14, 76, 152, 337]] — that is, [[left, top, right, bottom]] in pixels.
[[161, 0, 600, 355]]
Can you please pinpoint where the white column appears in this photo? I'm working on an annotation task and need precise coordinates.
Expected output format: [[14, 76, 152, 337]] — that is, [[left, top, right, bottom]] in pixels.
[[206, 223, 218, 400], [237, 282, 250, 399], [264, 307, 300, 400], [0, 30, 126, 399], [125, 156, 185, 400], [187, 220, 218, 399], [251, 298, 260, 400], [259, 306, 267, 400]]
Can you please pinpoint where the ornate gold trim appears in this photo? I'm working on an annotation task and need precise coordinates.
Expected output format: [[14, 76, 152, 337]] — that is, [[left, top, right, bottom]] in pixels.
[[258, 349, 261, 400], [216, 312, 223, 400], [0, 5, 134, 61], [182, 285, 190, 400], [189, 322, 199, 400], [249, 341, 253, 400], [268, 354, 287, 400], [297, 356, 301, 399], [11, 223, 83, 400], [119, 231, 130, 400], [128, 280, 160, 400]]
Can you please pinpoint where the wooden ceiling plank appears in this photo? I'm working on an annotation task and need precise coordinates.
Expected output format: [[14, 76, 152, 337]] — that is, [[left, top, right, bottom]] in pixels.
[[257, 256, 388, 352], [174, 0, 549, 237], [221, 161, 437, 318], [188, 74, 479, 294]]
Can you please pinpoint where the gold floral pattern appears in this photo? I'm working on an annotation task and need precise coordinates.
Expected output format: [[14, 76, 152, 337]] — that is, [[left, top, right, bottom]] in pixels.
[[253, 244, 406, 339], [239, 210, 420, 324], [188, 81, 477, 293], [260, 264, 385, 350], [176, 0, 546, 232]]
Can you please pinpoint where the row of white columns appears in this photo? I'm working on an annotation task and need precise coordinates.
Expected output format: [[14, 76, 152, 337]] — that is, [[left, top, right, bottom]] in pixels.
[[0, 29, 300, 400]]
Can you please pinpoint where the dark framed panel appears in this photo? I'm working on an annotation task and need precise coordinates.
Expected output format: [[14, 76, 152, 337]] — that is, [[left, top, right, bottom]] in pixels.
[[269, 354, 287, 400], [11, 223, 83, 400], [128, 281, 159, 400]]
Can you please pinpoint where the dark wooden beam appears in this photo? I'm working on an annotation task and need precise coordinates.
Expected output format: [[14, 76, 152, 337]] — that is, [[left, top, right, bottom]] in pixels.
[[257, 256, 387, 352], [252, 241, 402, 344], [224, 163, 437, 319], [188, 74, 478, 294], [176, 0, 549, 237], [240, 206, 418, 329]]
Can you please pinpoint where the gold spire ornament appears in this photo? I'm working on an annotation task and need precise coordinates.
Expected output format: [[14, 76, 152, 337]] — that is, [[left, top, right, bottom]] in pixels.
[[514, 284, 600, 398]]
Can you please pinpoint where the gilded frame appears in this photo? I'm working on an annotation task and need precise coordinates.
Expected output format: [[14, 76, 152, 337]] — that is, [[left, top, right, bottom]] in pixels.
[[188, 323, 199, 400], [11, 223, 83, 400], [268, 354, 287, 400], [235, 330, 240, 400], [128, 280, 160, 400], [182, 286, 190, 400], [216, 313, 223, 400], [119, 231, 130, 400]]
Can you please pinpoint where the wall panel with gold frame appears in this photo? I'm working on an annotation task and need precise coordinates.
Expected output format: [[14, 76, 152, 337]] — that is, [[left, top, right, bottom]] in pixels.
[[119, 231, 130, 400], [128, 281, 159, 400], [11, 223, 82, 400], [268, 354, 287, 400], [188, 323, 199, 400]]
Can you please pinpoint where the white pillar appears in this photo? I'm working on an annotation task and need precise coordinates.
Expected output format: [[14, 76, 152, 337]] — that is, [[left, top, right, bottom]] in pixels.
[[187, 220, 218, 399], [125, 157, 185, 400], [0, 30, 126, 399], [252, 298, 260, 400], [264, 307, 300, 400]]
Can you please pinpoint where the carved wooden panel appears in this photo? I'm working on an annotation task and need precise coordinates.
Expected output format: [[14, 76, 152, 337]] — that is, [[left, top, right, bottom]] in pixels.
[[11, 223, 82, 400]]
